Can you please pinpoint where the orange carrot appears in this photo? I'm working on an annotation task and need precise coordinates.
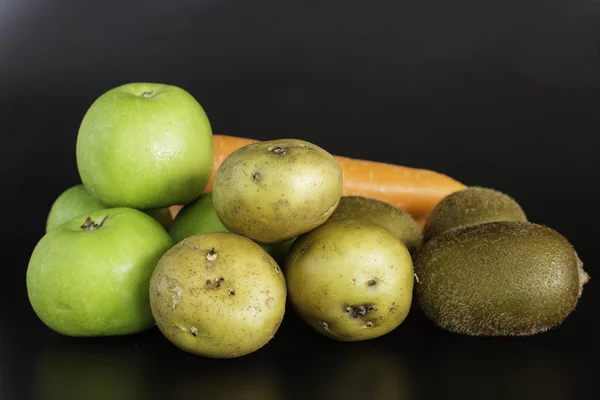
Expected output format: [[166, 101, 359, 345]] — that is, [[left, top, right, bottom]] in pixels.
[[169, 205, 183, 219], [169, 134, 466, 221], [333, 155, 465, 220], [415, 217, 427, 231]]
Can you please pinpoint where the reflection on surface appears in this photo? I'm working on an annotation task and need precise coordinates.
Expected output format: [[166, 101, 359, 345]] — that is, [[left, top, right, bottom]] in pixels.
[[0, 330, 4, 395], [430, 337, 591, 400], [169, 371, 283, 400], [33, 336, 151, 400], [22, 313, 594, 400], [161, 354, 284, 400], [294, 341, 414, 400]]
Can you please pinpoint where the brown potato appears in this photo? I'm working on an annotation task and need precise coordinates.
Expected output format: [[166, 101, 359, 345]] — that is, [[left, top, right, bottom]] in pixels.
[[285, 218, 414, 341], [149, 232, 287, 358], [212, 139, 343, 244]]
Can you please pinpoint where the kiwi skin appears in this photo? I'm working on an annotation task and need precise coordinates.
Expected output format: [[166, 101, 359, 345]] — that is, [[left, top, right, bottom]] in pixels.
[[414, 221, 589, 337], [423, 187, 527, 242], [328, 196, 423, 256]]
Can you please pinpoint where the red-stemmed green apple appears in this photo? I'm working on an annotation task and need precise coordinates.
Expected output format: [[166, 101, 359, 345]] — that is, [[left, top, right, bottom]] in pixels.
[[27, 208, 174, 337], [76, 83, 214, 209], [46, 184, 173, 232]]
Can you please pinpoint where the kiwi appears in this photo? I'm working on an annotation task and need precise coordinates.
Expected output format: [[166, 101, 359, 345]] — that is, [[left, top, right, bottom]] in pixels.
[[328, 196, 423, 256], [423, 187, 527, 242], [414, 221, 589, 336]]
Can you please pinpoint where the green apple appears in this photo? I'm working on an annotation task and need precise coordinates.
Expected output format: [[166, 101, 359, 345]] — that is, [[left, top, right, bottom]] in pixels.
[[27, 208, 174, 337], [46, 184, 173, 232], [76, 82, 214, 209], [169, 193, 295, 265], [46, 184, 105, 232], [169, 193, 228, 244]]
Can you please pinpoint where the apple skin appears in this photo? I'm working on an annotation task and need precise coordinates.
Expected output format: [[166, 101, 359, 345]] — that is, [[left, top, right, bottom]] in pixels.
[[46, 184, 173, 232], [76, 83, 213, 209], [169, 193, 295, 265], [46, 184, 106, 232], [27, 208, 174, 337], [169, 193, 228, 244]]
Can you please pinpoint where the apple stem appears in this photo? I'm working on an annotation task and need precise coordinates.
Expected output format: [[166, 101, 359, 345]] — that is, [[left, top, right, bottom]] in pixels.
[[80, 216, 109, 231]]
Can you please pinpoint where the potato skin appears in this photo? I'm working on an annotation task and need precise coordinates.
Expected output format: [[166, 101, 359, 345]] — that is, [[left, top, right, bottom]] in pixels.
[[285, 218, 414, 341], [212, 139, 343, 244], [149, 232, 286, 358]]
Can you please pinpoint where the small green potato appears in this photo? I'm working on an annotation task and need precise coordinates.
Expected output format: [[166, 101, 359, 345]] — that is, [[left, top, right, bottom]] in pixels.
[[285, 218, 414, 341], [149, 232, 287, 358], [212, 139, 343, 244], [169, 193, 296, 265]]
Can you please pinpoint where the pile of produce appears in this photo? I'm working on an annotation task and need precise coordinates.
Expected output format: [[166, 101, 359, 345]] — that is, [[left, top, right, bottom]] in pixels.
[[26, 83, 590, 358]]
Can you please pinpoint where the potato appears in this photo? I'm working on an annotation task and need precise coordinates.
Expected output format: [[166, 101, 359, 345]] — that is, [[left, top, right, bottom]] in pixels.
[[169, 192, 296, 266], [149, 232, 287, 358], [212, 139, 343, 244], [285, 218, 414, 341]]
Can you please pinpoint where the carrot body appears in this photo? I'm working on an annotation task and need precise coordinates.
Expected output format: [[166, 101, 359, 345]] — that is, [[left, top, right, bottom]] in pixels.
[[333, 154, 466, 220], [415, 217, 427, 231], [169, 134, 466, 221], [205, 135, 261, 192], [169, 205, 183, 219]]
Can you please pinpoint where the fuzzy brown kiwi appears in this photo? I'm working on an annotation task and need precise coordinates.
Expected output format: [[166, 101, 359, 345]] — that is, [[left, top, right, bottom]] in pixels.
[[423, 187, 527, 242], [414, 221, 589, 336], [328, 195, 423, 256]]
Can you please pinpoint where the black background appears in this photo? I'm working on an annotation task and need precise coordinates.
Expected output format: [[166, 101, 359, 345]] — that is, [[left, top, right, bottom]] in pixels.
[[0, 1, 598, 399]]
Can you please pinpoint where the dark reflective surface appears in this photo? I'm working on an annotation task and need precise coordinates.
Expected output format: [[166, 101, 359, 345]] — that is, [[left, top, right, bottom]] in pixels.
[[0, 1, 597, 399], [31, 338, 152, 400], [1, 297, 595, 399]]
